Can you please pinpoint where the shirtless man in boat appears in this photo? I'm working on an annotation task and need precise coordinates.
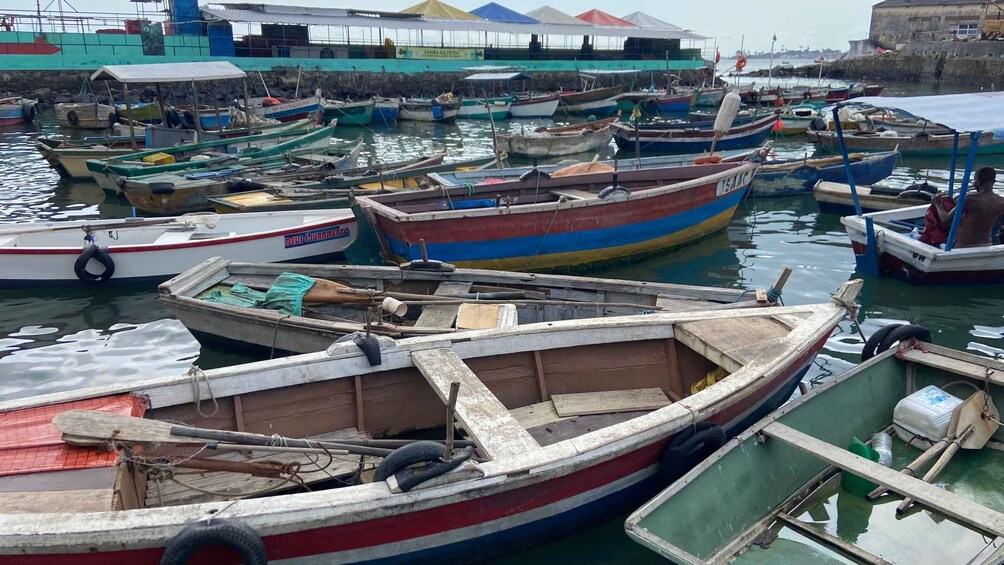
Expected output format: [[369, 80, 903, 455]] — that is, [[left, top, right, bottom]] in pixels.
[[926, 167, 1004, 248]]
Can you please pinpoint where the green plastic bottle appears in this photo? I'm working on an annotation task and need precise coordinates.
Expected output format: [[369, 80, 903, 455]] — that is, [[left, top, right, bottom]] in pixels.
[[841, 437, 880, 496]]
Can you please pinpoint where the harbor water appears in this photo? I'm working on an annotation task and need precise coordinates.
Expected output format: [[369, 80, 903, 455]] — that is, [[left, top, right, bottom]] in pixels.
[[1, 81, 1002, 560]]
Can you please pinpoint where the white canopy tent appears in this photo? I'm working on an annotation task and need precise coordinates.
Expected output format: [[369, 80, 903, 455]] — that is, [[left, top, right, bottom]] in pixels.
[[90, 61, 246, 83]]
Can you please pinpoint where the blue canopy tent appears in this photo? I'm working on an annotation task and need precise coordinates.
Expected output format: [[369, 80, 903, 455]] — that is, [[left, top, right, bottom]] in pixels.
[[469, 2, 539, 23], [832, 92, 1004, 273]]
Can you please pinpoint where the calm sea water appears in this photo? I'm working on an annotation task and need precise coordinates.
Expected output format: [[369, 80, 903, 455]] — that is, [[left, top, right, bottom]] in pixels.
[[1, 82, 1002, 560]]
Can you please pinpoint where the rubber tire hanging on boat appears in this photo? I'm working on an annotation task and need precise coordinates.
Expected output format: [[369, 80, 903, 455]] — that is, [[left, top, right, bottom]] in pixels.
[[160, 519, 267, 565], [66, 110, 80, 126], [877, 324, 932, 355], [860, 324, 903, 362], [22, 102, 36, 123], [164, 108, 181, 128], [374, 441, 446, 482], [660, 422, 727, 484], [73, 245, 115, 283]]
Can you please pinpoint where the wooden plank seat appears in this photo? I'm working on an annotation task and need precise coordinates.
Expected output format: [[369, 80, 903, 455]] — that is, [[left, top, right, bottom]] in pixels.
[[456, 303, 518, 330], [412, 347, 539, 461], [413, 281, 473, 329], [763, 422, 1004, 538], [549, 189, 597, 201], [144, 427, 370, 507], [674, 316, 794, 373]]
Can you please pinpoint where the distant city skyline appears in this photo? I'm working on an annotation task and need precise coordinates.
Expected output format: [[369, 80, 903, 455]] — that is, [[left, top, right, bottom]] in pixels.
[[1, 0, 879, 53]]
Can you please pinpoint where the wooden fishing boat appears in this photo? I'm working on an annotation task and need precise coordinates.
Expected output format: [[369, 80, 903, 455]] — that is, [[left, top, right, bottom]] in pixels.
[[871, 114, 951, 136], [612, 115, 777, 154], [813, 180, 936, 215], [160, 257, 793, 356], [0, 280, 860, 563], [841, 205, 1004, 284], [116, 101, 162, 124], [399, 96, 462, 122], [85, 125, 334, 193], [864, 84, 885, 96], [206, 154, 499, 214], [322, 99, 375, 126], [557, 86, 622, 116], [495, 118, 617, 158], [509, 93, 559, 118], [808, 129, 1004, 156], [777, 103, 822, 134], [0, 210, 355, 287], [0, 97, 36, 126], [36, 137, 152, 179], [176, 104, 232, 130], [242, 96, 324, 123], [118, 140, 362, 215], [824, 85, 851, 104], [351, 161, 759, 271], [56, 102, 117, 129], [750, 151, 899, 197], [372, 98, 400, 125], [428, 147, 763, 187], [627, 338, 1004, 565], [781, 88, 827, 105], [458, 97, 512, 120], [686, 87, 726, 108]]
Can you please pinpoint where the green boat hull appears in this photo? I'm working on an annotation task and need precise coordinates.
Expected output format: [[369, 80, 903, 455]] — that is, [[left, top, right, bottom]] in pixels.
[[322, 102, 374, 126], [628, 343, 1004, 564]]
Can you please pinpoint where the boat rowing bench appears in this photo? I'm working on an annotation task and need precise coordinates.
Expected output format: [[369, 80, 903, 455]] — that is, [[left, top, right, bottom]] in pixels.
[[413, 281, 472, 328], [673, 316, 797, 374], [549, 189, 596, 201], [763, 421, 1004, 538], [412, 347, 540, 461]]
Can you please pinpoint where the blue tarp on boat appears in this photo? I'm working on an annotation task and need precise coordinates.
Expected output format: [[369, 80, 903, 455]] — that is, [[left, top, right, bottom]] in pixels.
[[469, 2, 539, 23]]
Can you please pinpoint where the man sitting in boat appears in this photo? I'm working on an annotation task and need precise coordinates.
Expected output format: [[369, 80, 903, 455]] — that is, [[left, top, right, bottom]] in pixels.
[[923, 167, 1004, 248]]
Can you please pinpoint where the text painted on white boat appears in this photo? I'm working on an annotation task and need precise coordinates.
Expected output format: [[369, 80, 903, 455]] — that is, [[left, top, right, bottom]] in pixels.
[[284, 226, 352, 248], [716, 168, 756, 196]]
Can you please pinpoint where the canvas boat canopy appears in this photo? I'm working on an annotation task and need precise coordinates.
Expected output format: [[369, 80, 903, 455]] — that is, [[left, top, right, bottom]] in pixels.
[[464, 72, 532, 81], [469, 2, 538, 23], [462, 65, 525, 72], [838, 92, 1004, 137], [580, 69, 645, 75], [90, 61, 246, 84]]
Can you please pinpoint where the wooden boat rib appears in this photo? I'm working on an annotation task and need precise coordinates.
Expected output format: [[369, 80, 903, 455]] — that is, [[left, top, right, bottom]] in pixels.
[[353, 161, 759, 271], [0, 210, 356, 287], [841, 206, 1004, 285], [159, 257, 789, 355], [0, 280, 860, 563], [627, 341, 1004, 565]]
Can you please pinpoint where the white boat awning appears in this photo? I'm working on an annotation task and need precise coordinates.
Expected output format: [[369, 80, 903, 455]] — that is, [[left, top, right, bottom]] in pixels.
[[841, 92, 1004, 137], [91, 62, 247, 84]]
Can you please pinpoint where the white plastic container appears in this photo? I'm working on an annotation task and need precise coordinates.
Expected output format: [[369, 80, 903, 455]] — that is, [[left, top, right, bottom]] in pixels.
[[893, 385, 963, 449]]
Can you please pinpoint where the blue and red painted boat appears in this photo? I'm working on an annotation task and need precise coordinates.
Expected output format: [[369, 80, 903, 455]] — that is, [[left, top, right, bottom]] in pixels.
[[0, 282, 861, 563], [611, 114, 777, 154], [0, 96, 36, 127], [353, 161, 759, 272], [750, 150, 899, 197]]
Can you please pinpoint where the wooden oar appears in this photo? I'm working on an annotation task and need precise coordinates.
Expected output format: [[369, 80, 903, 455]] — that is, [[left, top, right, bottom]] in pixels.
[[0, 216, 185, 236], [895, 392, 999, 514]]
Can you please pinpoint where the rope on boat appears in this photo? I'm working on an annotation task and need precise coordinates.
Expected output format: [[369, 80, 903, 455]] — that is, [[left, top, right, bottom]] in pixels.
[[831, 294, 868, 344], [268, 314, 291, 360], [188, 365, 219, 418]]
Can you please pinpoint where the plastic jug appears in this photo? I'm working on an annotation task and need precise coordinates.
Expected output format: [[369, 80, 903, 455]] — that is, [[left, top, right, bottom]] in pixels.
[[841, 437, 880, 496]]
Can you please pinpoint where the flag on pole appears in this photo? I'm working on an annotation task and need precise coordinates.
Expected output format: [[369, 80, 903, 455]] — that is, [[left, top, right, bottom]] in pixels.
[[715, 49, 721, 63]]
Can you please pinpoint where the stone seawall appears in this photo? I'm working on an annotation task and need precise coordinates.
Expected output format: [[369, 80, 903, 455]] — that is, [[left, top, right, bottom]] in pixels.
[[826, 54, 1004, 89], [0, 68, 710, 109]]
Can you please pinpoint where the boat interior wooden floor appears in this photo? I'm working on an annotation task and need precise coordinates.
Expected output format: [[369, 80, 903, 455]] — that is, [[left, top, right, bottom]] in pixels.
[[365, 162, 742, 214], [3, 307, 815, 515]]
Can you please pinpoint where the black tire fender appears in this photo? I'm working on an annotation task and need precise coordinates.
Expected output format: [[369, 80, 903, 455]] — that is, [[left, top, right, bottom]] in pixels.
[[374, 441, 445, 482], [861, 323, 904, 362], [66, 109, 80, 126], [809, 117, 827, 131], [108, 111, 118, 129], [598, 186, 631, 199], [164, 108, 181, 128], [877, 324, 932, 355], [660, 422, 727, 484], [22, 102, 36, 123], [183, 109, 197, 128], [160, 519, 267, 565], [74, 245, 115, 282], [150, 182, 176, 195]]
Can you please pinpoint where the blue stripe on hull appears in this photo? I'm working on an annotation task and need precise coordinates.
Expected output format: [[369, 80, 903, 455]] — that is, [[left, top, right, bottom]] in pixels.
[[616, 127, 773, 153], [386, 190, 745, 263], [362, 363, 811, 564], [264, 104, 322, 120]]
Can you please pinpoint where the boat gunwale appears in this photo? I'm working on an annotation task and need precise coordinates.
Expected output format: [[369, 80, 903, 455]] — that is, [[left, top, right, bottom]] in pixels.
[[0, 291, 854, 551], [359, 161, 758, 224]]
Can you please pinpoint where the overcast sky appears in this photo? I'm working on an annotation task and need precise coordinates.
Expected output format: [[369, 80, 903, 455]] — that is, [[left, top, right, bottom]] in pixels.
[[5, 0, 879, 53]]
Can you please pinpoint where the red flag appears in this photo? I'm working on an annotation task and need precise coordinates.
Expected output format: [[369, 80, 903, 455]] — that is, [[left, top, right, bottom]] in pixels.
[[715, 49, 721, 63]]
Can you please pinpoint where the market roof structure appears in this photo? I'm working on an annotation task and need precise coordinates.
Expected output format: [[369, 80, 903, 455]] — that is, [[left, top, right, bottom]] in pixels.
[[620, 11, 707, 40], [524, 5, 587, 25], [469, 2, 538, 23], [575, 9, 636, 27], [400, 0, 481, 20]]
